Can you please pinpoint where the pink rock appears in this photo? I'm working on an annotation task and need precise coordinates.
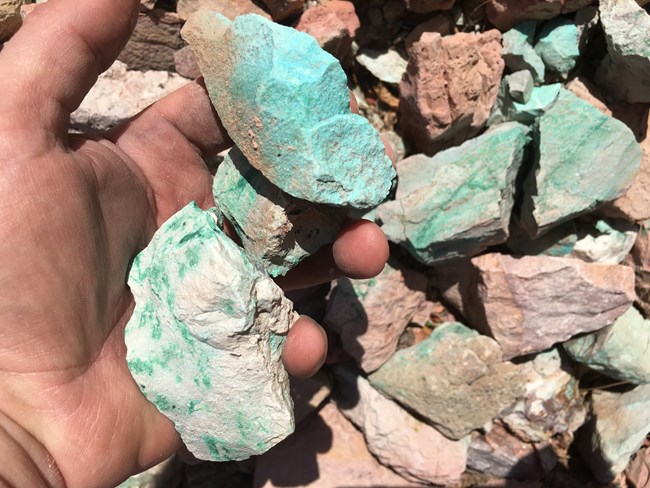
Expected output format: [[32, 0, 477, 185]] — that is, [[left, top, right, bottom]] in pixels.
[[627, 445, 650, 488], [295, 1, 360, 61], [258, 0, 303, 21], [631, 227, 650, 318], [486, 0, 594, 31], [174, 45, 201, 79], [439, 253, 636, 359], [335, 367, 467, 486], [325, 262, 427, 373], [176, 0, 270, 21], [253, 402, 414, 488], [404, 15, 452, 54], [400, 30, 504, 155], [402, 0, 455, 13]]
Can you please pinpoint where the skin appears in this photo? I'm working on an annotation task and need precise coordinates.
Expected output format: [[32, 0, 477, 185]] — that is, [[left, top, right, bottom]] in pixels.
[[0, 1, 390, 487]]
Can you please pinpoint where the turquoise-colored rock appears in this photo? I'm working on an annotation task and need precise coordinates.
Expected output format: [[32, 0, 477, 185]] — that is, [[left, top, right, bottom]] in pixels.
[[377, 122, 530, 265], [125, 202, 295, 461], [501, 21, 545, 83], [369, 322, 524, 439], [520, 88, 642, 238], [488, 83, 561, 127], [213, 146, 344, 277], [534, 18, 580, 77], [564, 307, 650, 384], [182, 12, 395, 208]]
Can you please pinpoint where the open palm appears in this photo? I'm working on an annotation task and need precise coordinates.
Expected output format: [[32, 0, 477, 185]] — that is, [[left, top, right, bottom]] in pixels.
[[0, 1, 389, 487]]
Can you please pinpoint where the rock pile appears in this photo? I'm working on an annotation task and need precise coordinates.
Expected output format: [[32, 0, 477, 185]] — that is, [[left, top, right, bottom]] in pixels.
[[6, 0, 647, 486]]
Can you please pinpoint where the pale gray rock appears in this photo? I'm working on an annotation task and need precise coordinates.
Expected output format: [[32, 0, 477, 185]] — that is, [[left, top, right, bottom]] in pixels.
[[71, 61, 189, 132], [369, 322, 525, 440], [506, 70, 534, 104], [125, 202, 295, 461], [334, 366, 467, 486], [356, 48, 408, 87], [571, 219, 637, 264], [579, 384, 650, 482], [501, 21, 545, 83], [325, 261, 427, 373]]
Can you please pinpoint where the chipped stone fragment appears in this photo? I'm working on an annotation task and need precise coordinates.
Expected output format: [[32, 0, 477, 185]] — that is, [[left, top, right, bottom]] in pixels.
[[501, 21, 545, 83], [487, 83, 561, 126], [0, 0, 24, 41], [506, 70, 534, 103], [377, 122, 530, 265], [400, 30, 504, 155], [125, 202, 295, 462], [571, 219, 637, 264], [534, 17, 579, 77], [182, 12, 395, 208], [486, 0, 594, 31], [213, 147, 344, 277], [176, 0, 270, 21], [369, 322, 525, 440], [325, 261, 427, 372], [174, 46, 201, 79], [356, 48, 408, 87], [564, 307, 650, 384], [597, 0, 650, 103], [579, 384, 650, 482], [334, 366, 467, 486], [520, 88, 641, 238]]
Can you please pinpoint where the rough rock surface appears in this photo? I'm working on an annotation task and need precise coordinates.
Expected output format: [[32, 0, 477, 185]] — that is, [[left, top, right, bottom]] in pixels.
[[534, 17, 579, 76], [467, 422, 557, 479], [404, 15, 451, 53], [520, 88, 641, 238], [402, 0, 455, 13], [335, 367, 467, 486], [356, 48, 408, 87], [501, 21, 545, 83], [632, 225, 650, 318], [564, 307, 650, 384], [118, 10, 184, 72], [173, 45, 201, 79], [213, 147, 344, 277], [377, 122, 530, 265], [258, 0, 302, 21], [488, 83, 561, 127], [440, 253, 636, 359], [71, 61, 189, 132], [369, 322, 525, 440], [176, 0, 270, 21], [486, 0, 594, 31], [579, 384, 650, 482], [125, 202, 295, 461], [571, 219, 637, 264], [325, 261, 427, 372], [500, 349, 586, 443], [183, 12, 395, 208], [400, 30, 504, 155], [626, 445, 650, 488], [294, 0, 360, 61], [0, 0, 24, 41], [597, 0, 650, 103], [253, 402, 414, 488], [506, 70, 534, 104]]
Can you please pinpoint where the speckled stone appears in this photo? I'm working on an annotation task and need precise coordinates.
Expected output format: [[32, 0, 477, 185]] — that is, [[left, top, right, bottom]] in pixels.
[[125, 202, 295, 462]]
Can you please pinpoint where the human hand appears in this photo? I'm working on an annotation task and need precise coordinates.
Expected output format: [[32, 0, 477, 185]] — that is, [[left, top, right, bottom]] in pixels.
[[0, 1, 389, 487]]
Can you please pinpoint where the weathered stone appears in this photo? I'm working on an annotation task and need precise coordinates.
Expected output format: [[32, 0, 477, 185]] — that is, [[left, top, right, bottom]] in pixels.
[[356, 48, 408, 87], [118, 10, 184, 71], [445, 253, 636, 359], [404, 15, 452, 54], [571, 219, 637, 264], [501, 21, 545, 83], [377, 122, 530, 265], [71, 61, 189, 132], [486, 0, 594, 31], [177, 0, 270, 21], [174, 46, 201, 79], [294, 1, 360, 61], [213, 147, 344, 277], [402, 0, 455, 13], [335, 366, 467, 485], [564, 307, 650, 384], [325, 261, 427, 372], [369, 322, 525, 440], [0, 0, 24, 41], [183, 13, 395, 208], [597, 0, 650, 103], [505, 220, 578, 257], [633, 225, 650, 318], [626, 445, 650, 488], [520, 88, 641, 238], [400, 30, 504, 155], [579, 384, 650, 482], [500, 349, 586, 443], [253, 402, 413, 488], [534, 17, 579, 76], [258, 0, 302, 21], [467, 422, 557, 479], [506, 70, 534, 104], [565, 76, 611, 115], [125, 202, 295, 461], [487, 83, 561, 127]]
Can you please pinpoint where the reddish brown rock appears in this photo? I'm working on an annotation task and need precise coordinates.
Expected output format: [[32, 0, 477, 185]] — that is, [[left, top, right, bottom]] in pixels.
[[486, 0, 594, 31], [174, 45, 201, 79], [118, 9, 184, 71], [258, 0, 303, 21], [295, 1, 360, 61], [176, 0, 270, 21], [400, 30, 504, 155], [404, 15, 452, 54], [0, 0, 26, 41], [627, 445, 650, 488], [402, 0, 455, 13], [631, 226, 650, 318], [253, 402, 413, 488]]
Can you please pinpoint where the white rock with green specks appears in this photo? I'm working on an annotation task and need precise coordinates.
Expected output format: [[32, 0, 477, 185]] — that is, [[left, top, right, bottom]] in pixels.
[[125, 202, 295, 461]]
